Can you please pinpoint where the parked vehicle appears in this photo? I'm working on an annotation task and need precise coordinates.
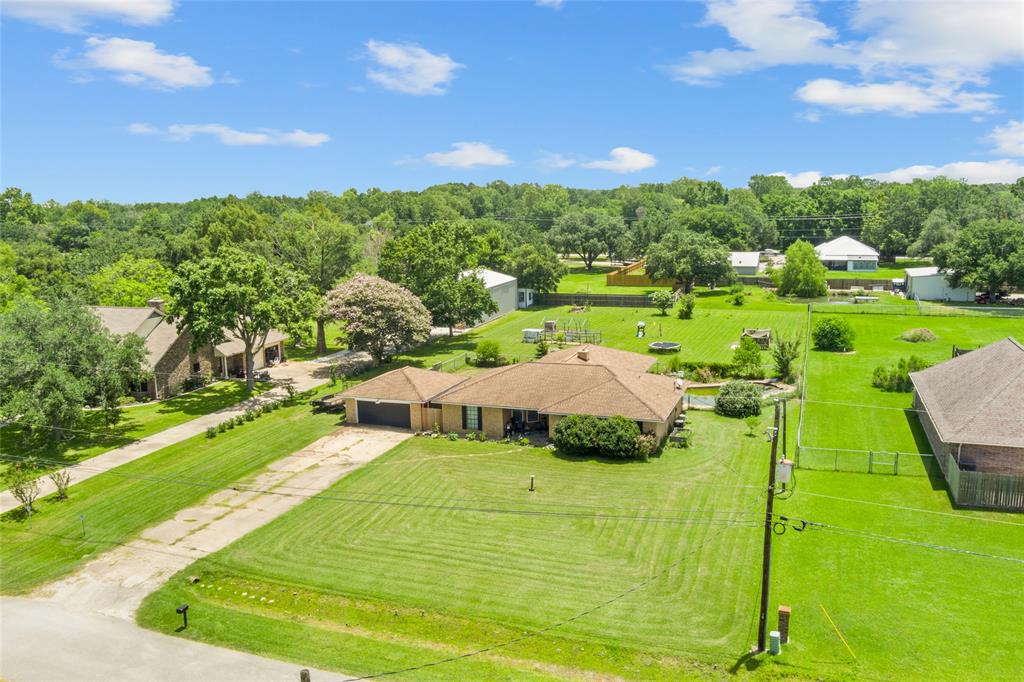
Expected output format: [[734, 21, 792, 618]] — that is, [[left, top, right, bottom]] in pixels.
[[253, 369, 271, 382]]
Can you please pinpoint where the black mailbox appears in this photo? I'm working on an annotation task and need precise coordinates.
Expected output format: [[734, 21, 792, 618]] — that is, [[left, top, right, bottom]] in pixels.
[[176, 603, 189, 628]]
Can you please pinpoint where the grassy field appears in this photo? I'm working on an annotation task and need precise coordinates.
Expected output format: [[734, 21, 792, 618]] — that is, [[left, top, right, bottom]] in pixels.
[[0, 381, 264, 481], [0, 384, 338, 593], [798, 312, 1023, 464], [139, 412, 770, 680], [765, 469, 1024, 681], [557, 264, 671, 295], [394, 302, 807, 371], [285, 320, 347, 361], [824, 259, 932, 281]]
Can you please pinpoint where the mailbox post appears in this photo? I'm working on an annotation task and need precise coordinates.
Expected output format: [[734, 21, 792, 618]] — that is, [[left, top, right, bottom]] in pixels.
[[176, 604, 189, 629]]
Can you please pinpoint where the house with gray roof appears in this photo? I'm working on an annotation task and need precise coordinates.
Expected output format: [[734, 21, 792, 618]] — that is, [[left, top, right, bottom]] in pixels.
[[92, 299, 287, 399], [910, 337, 1024, 510]]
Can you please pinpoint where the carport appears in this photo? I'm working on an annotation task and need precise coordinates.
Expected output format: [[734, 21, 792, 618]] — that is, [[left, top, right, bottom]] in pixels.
[[354, 400, 411, 428]]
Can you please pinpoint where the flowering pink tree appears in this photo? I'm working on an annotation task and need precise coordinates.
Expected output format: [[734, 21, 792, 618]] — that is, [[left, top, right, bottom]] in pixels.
[[326, 275, 432, 363]]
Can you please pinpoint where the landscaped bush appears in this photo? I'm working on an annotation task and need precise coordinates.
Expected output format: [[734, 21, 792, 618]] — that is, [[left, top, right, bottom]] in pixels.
[[714, 380, 762, 418], [731, 337, 764, 379], [635, 433, 659, 460], [730, 292, 745, 306], [553, 414, 644, 459], [900, 328, 937, 343], [206, 426, 217, 438], [649, 290, 675, 315], [676, 294, 696, 319], [812, 317, 855, 352], [872, 355, 932, 392], [473, 340, 505, 367]]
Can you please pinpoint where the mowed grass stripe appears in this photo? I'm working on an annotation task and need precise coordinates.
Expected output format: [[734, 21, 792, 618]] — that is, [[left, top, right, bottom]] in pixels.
[[0, 385, 338, 593]]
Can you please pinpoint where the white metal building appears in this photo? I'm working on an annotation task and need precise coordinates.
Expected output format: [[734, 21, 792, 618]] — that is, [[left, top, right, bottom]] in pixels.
[[464, 268, 518, 324], [729, 251, 761, 276], [905, 266, 975, 302], [814, 236, 879, 272]]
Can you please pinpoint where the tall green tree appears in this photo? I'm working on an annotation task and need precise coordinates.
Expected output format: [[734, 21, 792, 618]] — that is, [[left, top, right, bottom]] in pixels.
[[88, 255, 173, 307], [167, 247, 318, 390], [267, 207, 360, 354], [775, 240, 828, 298], [907, 208, 956, 258], [378, 221, 497, 335], [508, 243, 565, 293], [934, 219, 1024, 294], [645, 230, 732, 293], [0, 298, 148, 438], [546, 210, 624, 269]]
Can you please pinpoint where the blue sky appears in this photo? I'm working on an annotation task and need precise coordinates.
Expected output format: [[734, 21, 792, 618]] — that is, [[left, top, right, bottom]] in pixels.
[[1, 0, 1022, 202]]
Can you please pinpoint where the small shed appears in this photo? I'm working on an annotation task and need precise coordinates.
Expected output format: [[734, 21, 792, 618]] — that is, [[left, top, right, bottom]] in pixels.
[[729, 251, 761, 276], [905, 266, 974, 302], [463, 268, 518, 323], [741, 328, 771, 349]]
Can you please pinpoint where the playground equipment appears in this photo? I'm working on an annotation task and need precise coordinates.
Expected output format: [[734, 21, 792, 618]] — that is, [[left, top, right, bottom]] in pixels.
[[649, 341, 680, 353], [527, 318, 603, 344], [741, 328, 772, 349], [637, 321, 646, 338]]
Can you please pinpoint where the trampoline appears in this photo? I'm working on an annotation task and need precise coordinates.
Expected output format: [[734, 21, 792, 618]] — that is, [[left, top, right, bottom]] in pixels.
[[648, 341, 680, 353]]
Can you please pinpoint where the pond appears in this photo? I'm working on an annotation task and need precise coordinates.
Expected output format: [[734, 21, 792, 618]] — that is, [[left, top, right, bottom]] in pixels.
[[685, 383, 779, 407]]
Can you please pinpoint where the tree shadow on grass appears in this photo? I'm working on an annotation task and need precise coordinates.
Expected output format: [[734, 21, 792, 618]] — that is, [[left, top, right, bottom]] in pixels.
[[153, 383, 256, 417]]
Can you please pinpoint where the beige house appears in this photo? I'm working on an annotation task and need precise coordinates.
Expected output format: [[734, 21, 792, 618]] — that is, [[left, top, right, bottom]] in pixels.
[[339, 345, 686, 442], [910, 337, 1024, 510], [92, 298, 288, 398]]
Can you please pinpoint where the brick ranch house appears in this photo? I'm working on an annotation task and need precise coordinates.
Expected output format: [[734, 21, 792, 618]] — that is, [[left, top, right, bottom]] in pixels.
[[337, 345, 687, 442], [910, 337, 1024, 511], [92, 299, 286, 400]]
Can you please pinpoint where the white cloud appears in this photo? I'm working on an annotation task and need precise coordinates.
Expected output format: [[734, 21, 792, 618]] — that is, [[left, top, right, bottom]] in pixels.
[[795, 78, 997, 115], [538, 152, 577, 170], [985, 120, 1024, 157], [866, 159, 1024, 184], [365, 40, 463, 95], [424, 142, 511, 168], [670, 0, 1023, 116], [536, 0, 564, 8], [580, 147, 658, 173], [770, 170, 823, 188], [129, 123, 330, 147], [796, 110, 821, 123], [59, 37, 213, 89], [1, 0, 173, 32], [704, 165, 722, 177]]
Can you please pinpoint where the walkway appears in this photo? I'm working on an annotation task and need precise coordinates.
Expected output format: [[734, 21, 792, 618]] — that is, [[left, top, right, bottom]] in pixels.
[[0, 361, 327, 514], [2, 425, 411, 681]]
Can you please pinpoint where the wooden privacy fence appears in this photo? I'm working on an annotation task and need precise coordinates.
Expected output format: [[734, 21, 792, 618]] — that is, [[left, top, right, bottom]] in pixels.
[[945, 452, 1024, 511], [534, 292, 661, 308], [605, 261, 676, 288]]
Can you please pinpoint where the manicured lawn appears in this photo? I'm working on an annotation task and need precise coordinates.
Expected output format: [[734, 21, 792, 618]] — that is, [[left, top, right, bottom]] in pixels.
[[394, 303, 807, 371], [0, 384, 339, 593], [0, 381, 266, 482], [285, 319, 347, 361], [139, 412, 770, 680], [798, 312, 1023, 468], [767, 469, 1024, 681], [557, 264, 670, 295]]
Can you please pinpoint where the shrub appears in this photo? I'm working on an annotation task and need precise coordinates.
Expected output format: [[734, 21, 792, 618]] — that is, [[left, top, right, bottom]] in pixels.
[[715, 380, 762, 418], [900, 328, 937, 343], [244, 410, 256, 422], [812, 317, 855, 352], [649, 290, 675, 315], [225, 419, 235, 429], [765, 290, 778, 302], [676, 294, 696, 319], [771, 335, 802, 383], [730, 292, 745, 306], [534, 338, 550, 358], [553, 414, 643, 459], [49, 469, 72, 500], [517, 437, 531, 446], [744, 415, 760, 437], [474, 340, 505, 367], [729, 282, 744, 295], [666, 354, 685, 374], [731, 337, 764, 379], [446, 432, 458, 441], [872, 355, 931, 392], [635, 433, 659, 460], [206, 426, 217, 438]]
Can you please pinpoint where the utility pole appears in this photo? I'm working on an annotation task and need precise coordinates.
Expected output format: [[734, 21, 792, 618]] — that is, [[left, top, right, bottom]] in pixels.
[[756, 400, 782, 653]]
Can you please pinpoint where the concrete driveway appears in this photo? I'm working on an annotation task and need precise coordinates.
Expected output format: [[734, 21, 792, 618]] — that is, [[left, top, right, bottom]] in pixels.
[[1, 424, 411, 681], [0, 361, 329, 515]]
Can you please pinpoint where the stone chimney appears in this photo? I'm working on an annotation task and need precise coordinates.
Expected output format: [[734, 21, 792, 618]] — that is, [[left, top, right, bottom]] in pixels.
[[147, 298, 165, 314], [576, 348, 590, 362]]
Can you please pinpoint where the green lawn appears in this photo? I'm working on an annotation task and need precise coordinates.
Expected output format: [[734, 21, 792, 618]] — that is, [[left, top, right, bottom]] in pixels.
[[0, 381, 265, 481], [0, 384, 339, 594], [824, 259, 932, 281], [285, 319, 347, 361], [798, 312, 1023, 465], [393, 303, 807, 371], [557, 264, 671, 295], [139, 412, 770, 680], [766, 469, 1024, 681]]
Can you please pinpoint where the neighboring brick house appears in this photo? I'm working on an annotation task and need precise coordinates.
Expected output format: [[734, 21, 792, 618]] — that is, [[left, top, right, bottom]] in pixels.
[[338, 345, 686, 442], [92, 299, 216, 400], [910, 337, 1024, 511], [92, 298, 288, 399]]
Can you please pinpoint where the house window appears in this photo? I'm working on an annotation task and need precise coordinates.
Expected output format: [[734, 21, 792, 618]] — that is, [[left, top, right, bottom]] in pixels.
[[137, 379, 149, 394], [462, 406, 481, 430], [851, 260, 875, 271], [192, 362, 201, 373]]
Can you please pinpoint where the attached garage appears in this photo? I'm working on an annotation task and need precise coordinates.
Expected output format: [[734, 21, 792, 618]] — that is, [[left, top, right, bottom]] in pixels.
[[354, 400, 411, 428]]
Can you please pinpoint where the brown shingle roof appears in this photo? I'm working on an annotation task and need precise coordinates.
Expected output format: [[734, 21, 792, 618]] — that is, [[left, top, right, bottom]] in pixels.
[[910, 337, 1024, 448], [91, 306, 181, 369], [434, 346, 683, 422], [339, 366, 468, 403]]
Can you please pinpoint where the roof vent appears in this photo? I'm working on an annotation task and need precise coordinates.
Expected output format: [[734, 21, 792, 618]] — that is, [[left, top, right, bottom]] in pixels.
[[147, 298, 165, 313], [577, 348, 590, 362]]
